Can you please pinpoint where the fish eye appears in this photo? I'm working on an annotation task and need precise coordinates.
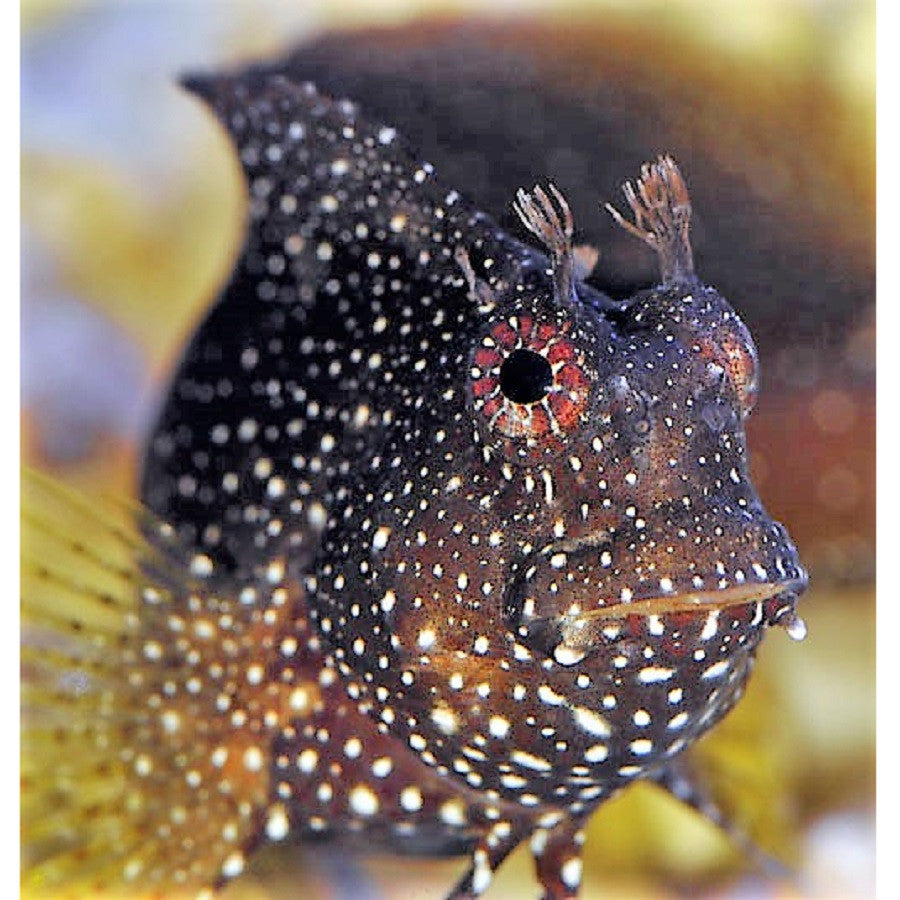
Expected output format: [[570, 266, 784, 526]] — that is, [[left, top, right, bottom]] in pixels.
[[719, 332, 759, 416], [695, 327, 759, 418], [470, 311, 594, 459], [499, 349, 553, 404]]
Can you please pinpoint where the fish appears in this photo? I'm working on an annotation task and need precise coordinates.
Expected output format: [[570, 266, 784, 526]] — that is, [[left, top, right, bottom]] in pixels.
[[21, 64, 808, 899]]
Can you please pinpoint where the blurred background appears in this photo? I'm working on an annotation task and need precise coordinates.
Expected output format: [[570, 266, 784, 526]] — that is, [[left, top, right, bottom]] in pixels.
[[21, 1, 874, 897]]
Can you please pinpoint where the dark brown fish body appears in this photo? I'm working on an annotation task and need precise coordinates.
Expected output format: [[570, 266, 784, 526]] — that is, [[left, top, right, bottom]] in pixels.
[[23, 28, 818, 900], [131, 65, 807, 896]]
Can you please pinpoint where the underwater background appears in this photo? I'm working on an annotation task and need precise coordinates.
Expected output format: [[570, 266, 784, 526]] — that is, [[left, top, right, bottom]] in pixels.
[[21, 1, 874, 897]]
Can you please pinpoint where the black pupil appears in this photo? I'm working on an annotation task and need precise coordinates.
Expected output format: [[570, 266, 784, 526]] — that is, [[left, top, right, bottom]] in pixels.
[[499, 349, 554, 404]]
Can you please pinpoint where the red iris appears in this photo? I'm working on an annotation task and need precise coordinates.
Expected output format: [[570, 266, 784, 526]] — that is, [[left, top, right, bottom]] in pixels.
[[470, 314, 592, 454]]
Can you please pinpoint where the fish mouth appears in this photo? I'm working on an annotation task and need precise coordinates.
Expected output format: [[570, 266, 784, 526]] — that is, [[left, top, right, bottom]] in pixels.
[[544, 575, 810, 667], [567, 576, 807, 621], [538, 511, 809, 617], [506, 520, 809, 659], [511, 575, 810, 666]]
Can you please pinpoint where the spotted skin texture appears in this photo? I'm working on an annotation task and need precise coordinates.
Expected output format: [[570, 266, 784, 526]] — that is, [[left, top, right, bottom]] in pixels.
[[132, 70, 809, 897]]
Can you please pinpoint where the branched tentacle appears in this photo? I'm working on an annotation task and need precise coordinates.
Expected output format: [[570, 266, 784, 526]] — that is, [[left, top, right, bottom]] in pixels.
[[514, 182, 576, 304], [606, 155, 696, 285]]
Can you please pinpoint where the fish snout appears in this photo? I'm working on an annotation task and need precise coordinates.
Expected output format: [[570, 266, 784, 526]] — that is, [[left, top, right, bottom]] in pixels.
[[505, 503, 808, 659]]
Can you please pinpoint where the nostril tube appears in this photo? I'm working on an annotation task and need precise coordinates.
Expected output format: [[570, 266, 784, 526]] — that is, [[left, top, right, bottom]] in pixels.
[[701, 399, 732, 433]]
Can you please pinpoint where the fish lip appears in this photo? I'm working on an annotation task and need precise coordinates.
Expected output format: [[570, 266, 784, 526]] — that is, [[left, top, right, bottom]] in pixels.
[[569, 576, 807, 621], [537, 522, 809, 619], [515, 577, 808, 665]]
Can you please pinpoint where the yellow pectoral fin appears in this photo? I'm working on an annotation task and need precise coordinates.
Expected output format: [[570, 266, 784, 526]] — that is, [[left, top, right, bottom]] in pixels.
[[21, 469, 297, 896]]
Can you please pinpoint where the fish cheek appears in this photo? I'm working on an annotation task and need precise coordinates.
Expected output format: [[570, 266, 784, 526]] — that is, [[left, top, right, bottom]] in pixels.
[[313, 489, 514, 695]]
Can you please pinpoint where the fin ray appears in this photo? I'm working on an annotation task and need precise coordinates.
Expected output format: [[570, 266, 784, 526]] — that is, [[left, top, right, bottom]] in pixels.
[[21, 468, 298, 895]]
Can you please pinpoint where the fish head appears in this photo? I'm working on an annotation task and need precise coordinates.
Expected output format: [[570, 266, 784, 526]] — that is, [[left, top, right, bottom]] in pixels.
[[476, 160, 808, 664]]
